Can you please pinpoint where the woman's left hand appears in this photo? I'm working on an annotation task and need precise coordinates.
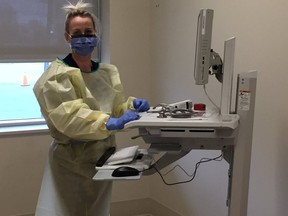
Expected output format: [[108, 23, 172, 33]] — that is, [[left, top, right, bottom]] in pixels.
[[133, 98, 150, 112]]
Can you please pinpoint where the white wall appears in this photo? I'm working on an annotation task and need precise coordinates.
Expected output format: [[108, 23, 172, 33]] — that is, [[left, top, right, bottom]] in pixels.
[[0, 133, 51, 216]]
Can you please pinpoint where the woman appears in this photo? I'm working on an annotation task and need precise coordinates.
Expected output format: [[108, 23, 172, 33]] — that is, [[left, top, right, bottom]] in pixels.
[[33, 1, 150, 215]]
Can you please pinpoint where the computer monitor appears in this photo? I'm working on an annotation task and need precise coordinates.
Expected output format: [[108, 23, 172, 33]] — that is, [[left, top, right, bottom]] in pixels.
[[194, 9, 214, 85], [194, 9, 236, 115]]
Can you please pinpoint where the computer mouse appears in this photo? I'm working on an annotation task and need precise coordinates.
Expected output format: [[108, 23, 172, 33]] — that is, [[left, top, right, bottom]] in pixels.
[[111, 166, 140, 177]]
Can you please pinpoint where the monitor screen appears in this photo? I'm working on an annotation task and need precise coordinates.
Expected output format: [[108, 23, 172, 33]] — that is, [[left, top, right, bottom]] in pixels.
[[194, 9, 214, 85]]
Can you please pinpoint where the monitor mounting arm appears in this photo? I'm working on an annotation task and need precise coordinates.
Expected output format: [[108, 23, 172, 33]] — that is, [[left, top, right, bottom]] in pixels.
[[210, 49, 223, 83]]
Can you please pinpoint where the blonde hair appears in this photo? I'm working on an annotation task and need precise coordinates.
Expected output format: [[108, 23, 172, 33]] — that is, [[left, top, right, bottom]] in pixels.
[[63, 0, 101, 36], [63, 0, 92, 14]]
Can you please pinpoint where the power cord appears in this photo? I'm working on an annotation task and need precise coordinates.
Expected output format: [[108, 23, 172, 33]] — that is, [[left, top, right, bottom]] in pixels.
[[153, 153, 223, 186], [203, 84, 220, 113]]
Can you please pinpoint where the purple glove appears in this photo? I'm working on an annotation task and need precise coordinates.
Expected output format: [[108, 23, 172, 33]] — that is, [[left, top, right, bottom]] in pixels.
[[133, 98, 150, 112], [106, 110, 139, 130]]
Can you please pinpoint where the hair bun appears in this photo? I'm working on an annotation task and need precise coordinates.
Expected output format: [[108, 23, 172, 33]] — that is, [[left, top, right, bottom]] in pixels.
[[63, 0, 92, 14]]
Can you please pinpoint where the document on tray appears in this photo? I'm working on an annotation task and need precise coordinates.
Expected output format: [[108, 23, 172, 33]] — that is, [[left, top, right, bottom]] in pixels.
[[106, 145, 139, 165]]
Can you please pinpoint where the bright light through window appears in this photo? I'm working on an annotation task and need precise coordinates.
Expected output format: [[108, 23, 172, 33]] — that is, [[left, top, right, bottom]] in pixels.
[[0, 62, 49, 121]]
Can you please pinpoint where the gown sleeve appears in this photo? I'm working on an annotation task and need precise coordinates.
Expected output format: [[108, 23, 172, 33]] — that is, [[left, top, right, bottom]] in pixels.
[[34, 61, 112, 141]]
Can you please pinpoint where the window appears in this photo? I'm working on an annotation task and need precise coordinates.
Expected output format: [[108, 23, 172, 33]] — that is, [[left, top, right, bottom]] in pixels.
[[0, 0, 99, 126], [0, 62, 48, 122]]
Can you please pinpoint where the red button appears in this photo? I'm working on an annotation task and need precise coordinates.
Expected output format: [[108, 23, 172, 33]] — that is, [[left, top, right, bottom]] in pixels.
[[194, 103, 206, 111]]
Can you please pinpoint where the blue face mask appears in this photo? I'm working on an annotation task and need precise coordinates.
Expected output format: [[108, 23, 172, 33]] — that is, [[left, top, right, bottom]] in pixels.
[[70, 35, 98, 56]]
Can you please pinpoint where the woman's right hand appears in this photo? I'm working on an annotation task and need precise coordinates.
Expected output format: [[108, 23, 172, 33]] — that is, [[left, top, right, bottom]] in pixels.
[[106, 110, 140, 130]]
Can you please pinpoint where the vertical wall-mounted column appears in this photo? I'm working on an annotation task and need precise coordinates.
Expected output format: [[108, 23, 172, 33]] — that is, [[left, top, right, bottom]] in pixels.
[[229, 71, 257, 216]]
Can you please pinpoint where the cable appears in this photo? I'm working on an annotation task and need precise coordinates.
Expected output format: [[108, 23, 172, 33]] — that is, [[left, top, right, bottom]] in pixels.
[[203, 84, 220, 113], [161, 155, 223, 177], [153, 153, 223, 186]]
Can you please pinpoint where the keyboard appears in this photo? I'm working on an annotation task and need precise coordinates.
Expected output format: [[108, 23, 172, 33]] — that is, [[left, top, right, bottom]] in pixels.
[[106, 145, 139, 165]]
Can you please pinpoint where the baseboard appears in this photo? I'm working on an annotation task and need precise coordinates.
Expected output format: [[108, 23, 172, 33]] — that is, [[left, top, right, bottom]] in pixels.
[[110, 198, 181, 216]]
